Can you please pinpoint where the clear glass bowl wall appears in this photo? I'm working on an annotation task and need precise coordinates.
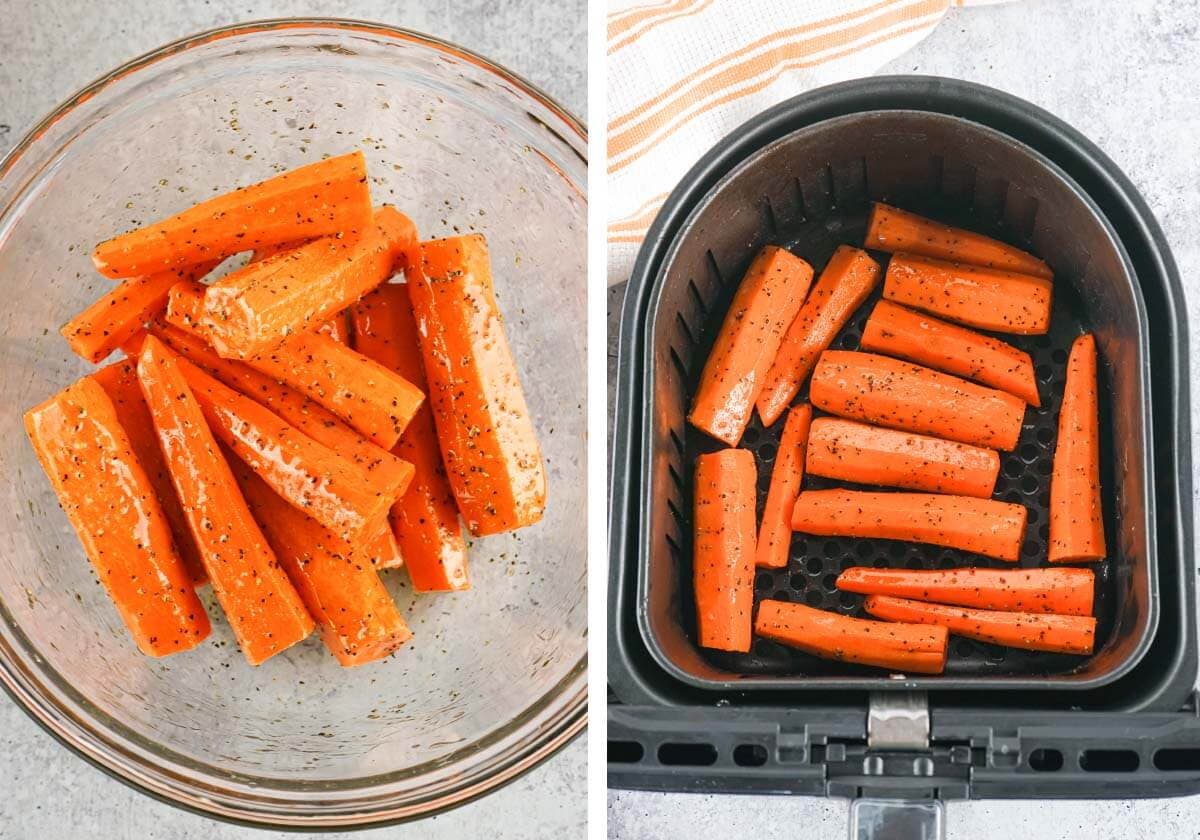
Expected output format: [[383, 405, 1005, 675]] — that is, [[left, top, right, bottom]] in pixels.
[[0, 21, 586, 827]]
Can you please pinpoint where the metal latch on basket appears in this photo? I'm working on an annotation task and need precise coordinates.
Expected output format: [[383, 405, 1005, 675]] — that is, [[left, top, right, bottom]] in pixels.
[[867, 691, 929, 751]]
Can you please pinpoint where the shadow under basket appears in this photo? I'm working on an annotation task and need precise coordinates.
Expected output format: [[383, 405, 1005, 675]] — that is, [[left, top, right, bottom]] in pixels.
[[639, 110, 1154, 691], [609, 77, 1200, 807]]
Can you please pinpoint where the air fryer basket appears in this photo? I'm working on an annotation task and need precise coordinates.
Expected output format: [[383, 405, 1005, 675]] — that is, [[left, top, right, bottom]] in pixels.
[[636, 111, 1155, 691]]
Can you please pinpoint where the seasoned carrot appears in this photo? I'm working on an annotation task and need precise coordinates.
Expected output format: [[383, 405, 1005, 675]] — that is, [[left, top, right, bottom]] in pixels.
[[166, 281, 424, 447], [136, 335, 314, 665], [883, 253, 1053, 335], [319, 310, 352, 344], [809, 350, 1026, 451], [805, 417, 1000, 498], [178, 358, 412, 540], [61, 263, 216, 364], [146, 321, 409, 491], [837, 566, 1095, 616], [756, 245, 880, 426], [791, 489, 1027, 562], [93, 151, 372, 279], [350, 283, 469, 591], [369, 524, 405, 570], [1049, 334, 1106, 563], [694, 449, 756, 652], [864, 595, 1095, 655], [755, 599, 947, 673], [202, 206, 416, 359], [24, 377, 211, 656], [230, 458, 411, 666], [249, 241, 307, 263], [91, 361, 207, 585], [755, 404, 811, 569], [411, 234, 546, 535], [689, 246, 812, 444], [860, 300, 1040, 406], [864, 202, 1053, 279]]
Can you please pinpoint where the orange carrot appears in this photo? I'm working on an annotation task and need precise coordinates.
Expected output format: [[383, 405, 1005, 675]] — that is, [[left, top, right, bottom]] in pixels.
[[177, 358, 412, 540], [350, 283, 469, 591], [864, 595, 1095, 655], [883, 253, 1053, 335], [319, 310, 352, 344], [755, 599, 947, 673], [1049, 334, 1106, 563], [791, 489, 1027, 562], [202, 206, 415, 359], [756, 245, 880, 426], [61, 263, 216, 363], [369, 525, 405, 570], [860, 300, 1040, 406], [805, 417, 1000, 498], [411, 234, 546, 535], [91, 361, 207, 585], [146, 321, 409, 491], [809, 350, 1026, 451], [24, 377, 211, 656], [755, 404, 811, 569], [694, 449, 756, 652], [249, 241, 307, 263], [689, 246, 812, 444], [166, 280, 424, 448], [864, 202, 1052, 279], [136, 335, 314, 665], [93, 151, 372, 279], [837, 566, 1094, 616], [230, 457, 411, 666]]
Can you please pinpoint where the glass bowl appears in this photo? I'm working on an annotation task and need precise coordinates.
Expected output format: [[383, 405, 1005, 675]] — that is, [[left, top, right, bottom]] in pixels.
[[0, 19, 586, 828]]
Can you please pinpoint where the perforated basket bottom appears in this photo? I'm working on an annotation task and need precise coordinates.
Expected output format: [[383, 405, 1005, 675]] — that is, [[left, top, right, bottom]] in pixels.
[[681, 205, 1115, 679]]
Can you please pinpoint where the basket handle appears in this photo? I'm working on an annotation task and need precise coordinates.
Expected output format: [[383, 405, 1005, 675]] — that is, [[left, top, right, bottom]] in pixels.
[[849, 798, 945, 840]]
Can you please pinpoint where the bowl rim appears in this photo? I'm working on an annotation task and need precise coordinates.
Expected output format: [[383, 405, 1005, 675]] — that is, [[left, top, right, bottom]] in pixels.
[[0, 17, 586, 830]]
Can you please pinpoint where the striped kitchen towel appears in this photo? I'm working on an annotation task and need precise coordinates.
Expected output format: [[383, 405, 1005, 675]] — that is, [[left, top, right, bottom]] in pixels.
[[607, 0, 1012, 285]]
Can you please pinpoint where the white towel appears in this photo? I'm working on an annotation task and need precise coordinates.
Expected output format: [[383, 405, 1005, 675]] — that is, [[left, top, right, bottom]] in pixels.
[[607, 0, 1012, 285]]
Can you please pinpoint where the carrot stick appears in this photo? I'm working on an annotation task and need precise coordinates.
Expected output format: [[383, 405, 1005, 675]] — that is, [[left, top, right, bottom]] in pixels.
[[202, 206, 415, 359], [864, 595, 1095, 655], [136, 335, 314, 664], [837, 566, 1095, 616], [93, 151, 372, 279], [1049, 334, 1106, 563], [883, 253, 1053, 336], [318, 310, 352, 344], [689, 246, 813, 444], [694, 449, 756, 652], [755, 404, 811, 569], [791, 489, 1027, 562], [861, 300, 1040, 406], [24, 377, 211, 656], [230, 457, 411, 666], [146, 321, 409, 491], [178, 358, 412, 540], [810, 350, 1026, 451], [61, 263, 216, 363], [249, 241, 308, 263], [411, 234, 546, 535], [166, 281, 424, 448], [755, 599, 947, 673], [91, 361, 207, 585], [864, 202, 1052, 279], [756, 245, 880, 426], [350, 283, 469, 591], [805, 417, 1000, 498], [369, 524, 405, 570]]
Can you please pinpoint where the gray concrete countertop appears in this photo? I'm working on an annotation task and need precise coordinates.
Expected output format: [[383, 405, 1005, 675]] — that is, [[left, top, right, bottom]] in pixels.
[[607, 0, 1200, 837], [0, 1, 584, 838]]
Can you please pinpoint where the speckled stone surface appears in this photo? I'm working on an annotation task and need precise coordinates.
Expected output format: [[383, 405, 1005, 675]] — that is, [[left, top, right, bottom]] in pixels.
[[607, 0, 1200, 837], [0, 1, 585, 838]]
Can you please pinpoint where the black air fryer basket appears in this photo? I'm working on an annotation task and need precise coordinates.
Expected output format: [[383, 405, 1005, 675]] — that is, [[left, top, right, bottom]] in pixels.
[[608, 77, 1199, 827]]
